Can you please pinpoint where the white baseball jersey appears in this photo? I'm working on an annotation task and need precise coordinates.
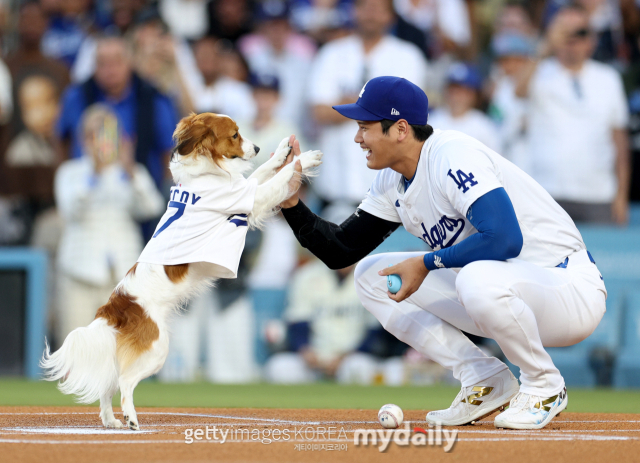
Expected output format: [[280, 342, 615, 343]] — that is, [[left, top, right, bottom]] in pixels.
[[138, 173, 258, 278], [358, 129, 585, 268]]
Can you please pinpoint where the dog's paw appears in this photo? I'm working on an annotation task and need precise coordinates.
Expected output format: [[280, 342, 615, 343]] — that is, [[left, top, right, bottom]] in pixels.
[[127, 418, 139, 431], [297, 150, 323, 173], [103, 418, 124, 429], [271, 137, 292, 167]]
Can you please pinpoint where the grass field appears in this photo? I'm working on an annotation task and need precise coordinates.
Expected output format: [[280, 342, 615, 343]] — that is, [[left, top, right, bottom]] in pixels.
[[1, 378, 640, 413]]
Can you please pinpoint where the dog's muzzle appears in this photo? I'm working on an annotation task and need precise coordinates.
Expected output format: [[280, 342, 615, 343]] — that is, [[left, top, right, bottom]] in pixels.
[[253, 145, 260, 154]]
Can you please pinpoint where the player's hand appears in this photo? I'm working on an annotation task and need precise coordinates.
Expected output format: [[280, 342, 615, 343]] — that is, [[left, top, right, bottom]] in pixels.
[[378, 255, 429, 303], [280, 135, 303, 208]]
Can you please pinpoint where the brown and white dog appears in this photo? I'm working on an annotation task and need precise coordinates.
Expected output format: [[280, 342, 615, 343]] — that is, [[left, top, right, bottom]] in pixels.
[[41, 113, 322, 430]]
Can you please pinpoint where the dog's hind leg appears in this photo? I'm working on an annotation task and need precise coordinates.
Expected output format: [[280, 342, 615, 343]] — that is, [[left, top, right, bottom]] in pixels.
[[99, 388, 123, 428], [119, 376, 141, 430], [119, 337, 170, 430]]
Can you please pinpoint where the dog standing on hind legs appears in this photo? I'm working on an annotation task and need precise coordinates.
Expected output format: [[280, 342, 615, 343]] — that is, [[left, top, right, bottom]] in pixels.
[[41, 112, 322, 430]]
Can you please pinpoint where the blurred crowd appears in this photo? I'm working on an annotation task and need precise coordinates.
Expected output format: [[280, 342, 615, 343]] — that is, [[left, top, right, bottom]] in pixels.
[[0, 0, 639, 384]]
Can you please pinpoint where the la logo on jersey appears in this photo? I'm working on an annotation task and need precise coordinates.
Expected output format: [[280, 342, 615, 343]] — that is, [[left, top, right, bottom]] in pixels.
[[447, 169, 478, 193], [391, 108, 400, 116]]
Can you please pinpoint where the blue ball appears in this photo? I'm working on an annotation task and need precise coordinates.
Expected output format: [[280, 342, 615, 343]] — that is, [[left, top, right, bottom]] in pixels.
[[387, 274, 402, 294]]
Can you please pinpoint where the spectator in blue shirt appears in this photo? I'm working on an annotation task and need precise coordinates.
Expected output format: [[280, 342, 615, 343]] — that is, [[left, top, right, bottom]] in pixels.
[[57, 36, 178, 190]]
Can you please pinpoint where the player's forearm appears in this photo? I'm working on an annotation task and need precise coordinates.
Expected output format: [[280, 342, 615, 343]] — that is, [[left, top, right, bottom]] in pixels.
[[281, 200, 399, 269]]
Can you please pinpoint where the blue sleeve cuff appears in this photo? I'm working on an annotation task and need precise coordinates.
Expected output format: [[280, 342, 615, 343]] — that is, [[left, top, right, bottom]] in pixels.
[[423, 253, 440, 271]]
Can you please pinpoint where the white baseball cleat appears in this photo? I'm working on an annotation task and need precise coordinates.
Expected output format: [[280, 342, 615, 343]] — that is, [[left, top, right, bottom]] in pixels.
[[426, 368, 519, 426], [494, 387, 567, 430]]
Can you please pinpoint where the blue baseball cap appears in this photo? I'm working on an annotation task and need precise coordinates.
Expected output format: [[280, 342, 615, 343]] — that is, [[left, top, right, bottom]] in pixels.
[[332, 76, 429, 125], [446, 62, 482, 90]]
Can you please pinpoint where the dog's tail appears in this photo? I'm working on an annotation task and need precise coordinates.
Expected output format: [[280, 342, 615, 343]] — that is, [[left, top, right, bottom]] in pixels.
[[40, 318, 119, 404]]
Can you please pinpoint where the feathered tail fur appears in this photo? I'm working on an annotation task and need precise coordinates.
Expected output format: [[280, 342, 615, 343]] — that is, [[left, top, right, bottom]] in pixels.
[[40, 318, 119, 404]]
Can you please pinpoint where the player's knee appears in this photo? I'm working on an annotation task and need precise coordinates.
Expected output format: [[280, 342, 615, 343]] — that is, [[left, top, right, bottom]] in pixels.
[[354, 254, 382, 294], [456, 262, 500, 317]]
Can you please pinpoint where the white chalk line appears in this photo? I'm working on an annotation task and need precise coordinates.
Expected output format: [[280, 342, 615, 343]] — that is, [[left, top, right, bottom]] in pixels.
[[3, 411, 640, 427], [2, 425, 640, 435], [0, 411, 379, 426], [0, 427, 156, 435], [0, 435, 637, 445]]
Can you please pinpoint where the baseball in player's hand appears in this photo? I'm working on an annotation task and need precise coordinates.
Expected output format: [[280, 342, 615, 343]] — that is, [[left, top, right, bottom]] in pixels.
[[378, 256, 430, 303]]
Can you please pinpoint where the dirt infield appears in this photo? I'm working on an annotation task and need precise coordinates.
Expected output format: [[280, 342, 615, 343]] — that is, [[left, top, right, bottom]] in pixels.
[[1, 406, 638, 463]]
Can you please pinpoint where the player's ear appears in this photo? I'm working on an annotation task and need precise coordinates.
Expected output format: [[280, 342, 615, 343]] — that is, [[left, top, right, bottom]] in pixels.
[[397, 119, 410, 142]]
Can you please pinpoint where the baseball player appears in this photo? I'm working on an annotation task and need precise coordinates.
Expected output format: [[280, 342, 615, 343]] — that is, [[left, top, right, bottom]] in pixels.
[[280, 76, 606, 429]]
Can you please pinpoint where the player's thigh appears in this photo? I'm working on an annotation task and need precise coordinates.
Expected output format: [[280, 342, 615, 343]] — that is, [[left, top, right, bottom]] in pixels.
[[354, 251, 426, 325], [408, 268, 485, 337], [355, 251, 426, 284], [456, 259, 604, 347], [355, 252, 484, 336]]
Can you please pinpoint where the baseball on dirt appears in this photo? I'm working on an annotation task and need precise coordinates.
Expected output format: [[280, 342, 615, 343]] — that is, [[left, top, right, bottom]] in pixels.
[[378, 404, 404, 429]]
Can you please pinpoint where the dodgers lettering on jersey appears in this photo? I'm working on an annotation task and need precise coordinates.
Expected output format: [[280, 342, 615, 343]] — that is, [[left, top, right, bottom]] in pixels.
[[420, 216, 465, 250], [358, 129, 585, 268], [137, 174, 258, 278]]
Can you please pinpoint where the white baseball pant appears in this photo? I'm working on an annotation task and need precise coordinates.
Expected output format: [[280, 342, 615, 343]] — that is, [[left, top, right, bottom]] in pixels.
[[354, 249, 607, 396]]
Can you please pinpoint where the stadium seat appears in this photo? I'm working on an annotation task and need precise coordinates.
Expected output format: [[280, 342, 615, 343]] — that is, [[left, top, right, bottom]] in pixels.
[[614, 290, 640, 388]]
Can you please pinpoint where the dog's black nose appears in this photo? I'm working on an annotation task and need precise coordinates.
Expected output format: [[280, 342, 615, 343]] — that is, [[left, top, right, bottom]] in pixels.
[[254, 145, 260, 154]]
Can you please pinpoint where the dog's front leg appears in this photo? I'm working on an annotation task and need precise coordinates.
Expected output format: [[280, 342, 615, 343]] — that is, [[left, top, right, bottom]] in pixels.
[[248, 137, 291, 185], [249, 163, 299, 228]]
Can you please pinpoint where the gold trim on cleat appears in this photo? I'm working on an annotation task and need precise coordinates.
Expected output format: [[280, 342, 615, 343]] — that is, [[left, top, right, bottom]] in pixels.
[[534, 395, 558, 412], [461, 386, 495, 405]]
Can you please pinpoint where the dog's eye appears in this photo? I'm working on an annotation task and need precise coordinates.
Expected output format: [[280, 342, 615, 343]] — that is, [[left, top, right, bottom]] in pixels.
[[233, 133, 238, 139]]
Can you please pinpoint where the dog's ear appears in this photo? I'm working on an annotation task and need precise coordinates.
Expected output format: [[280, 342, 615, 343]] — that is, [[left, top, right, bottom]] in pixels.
[[173, 113, 216, 156], [207, 114, 234, 139]]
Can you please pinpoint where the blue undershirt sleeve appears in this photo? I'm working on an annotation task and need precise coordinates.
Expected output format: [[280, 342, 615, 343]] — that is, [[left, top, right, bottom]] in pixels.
[[423, 187, 523, 271]]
